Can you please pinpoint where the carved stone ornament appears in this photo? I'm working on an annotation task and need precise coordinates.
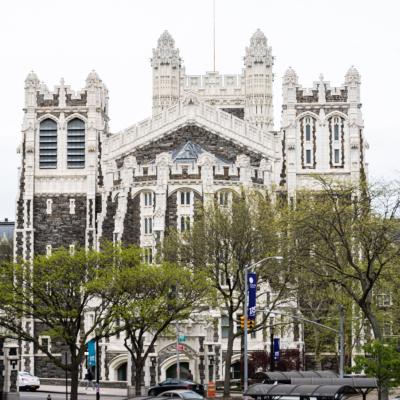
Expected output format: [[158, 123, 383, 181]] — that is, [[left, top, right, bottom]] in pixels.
[[197, 153, 214, 167], [283, 67, 298, 86], [26, 145, 34, 154], [235, 154, 250, 167], [88, 145, 97, 153], [182, 91, 200, 107]]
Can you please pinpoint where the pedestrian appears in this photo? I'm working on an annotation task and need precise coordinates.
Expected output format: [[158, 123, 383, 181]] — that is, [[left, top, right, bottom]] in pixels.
[[187, 369, 193, 381], [47, 395, 52, 400], [84, 368, 95, 390]]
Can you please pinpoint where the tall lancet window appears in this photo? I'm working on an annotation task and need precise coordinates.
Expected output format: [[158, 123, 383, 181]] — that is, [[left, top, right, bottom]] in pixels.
[[39, 119, 58, 169], [67, 118, 85, 169], [301, 116, 316, 169], [330, 116, 344, 168]]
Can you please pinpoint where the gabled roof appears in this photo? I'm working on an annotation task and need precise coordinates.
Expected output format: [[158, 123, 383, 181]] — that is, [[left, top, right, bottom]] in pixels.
[[105, 100, 274, 163], [171, 141, 228, 164]]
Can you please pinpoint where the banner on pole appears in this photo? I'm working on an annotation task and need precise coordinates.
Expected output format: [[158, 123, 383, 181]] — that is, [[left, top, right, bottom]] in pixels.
[[273, 338, 280, 361], [247, 272, 257, 320], [88, 339, 96, 367]]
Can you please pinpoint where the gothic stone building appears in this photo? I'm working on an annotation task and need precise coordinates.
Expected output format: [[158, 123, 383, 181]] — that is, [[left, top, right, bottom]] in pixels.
[[15, 30, 366, 385]]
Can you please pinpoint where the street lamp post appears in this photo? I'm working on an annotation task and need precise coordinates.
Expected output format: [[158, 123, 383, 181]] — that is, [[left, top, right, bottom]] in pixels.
[[243, 256, 283, 394], [266, 306, 345, 378]]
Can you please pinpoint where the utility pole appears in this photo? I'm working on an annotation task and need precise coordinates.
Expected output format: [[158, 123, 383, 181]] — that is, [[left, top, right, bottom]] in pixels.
[[96, 336, 100, 400], [176, 323, 180, 380], [243, 267, 249, 392], [339, 305, 344, 378], [243, 256, 283, 393]]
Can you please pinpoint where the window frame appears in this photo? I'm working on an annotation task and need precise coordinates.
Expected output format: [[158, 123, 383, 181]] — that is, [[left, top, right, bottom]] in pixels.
[[67, 118, 86, 169]]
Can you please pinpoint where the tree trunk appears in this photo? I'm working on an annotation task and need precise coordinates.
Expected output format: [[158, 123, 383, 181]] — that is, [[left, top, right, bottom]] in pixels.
[[70, 364, 80, 400], [223, 318, 235, 397], [135, 360, 144, 396]]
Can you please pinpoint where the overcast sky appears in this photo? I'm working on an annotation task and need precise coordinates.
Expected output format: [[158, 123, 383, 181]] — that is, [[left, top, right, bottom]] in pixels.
[[1, 0, 399, 219]]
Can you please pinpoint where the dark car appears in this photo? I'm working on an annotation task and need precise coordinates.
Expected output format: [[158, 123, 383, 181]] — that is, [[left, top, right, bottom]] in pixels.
[[148, 379, 205, 397]]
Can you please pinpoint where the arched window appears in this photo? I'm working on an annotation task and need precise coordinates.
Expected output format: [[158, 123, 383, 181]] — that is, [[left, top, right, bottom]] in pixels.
[[67, 118, 85, 169], [39, 119, 57, 169], [333, 117, 340, 141], [305, 117, 311, 141]]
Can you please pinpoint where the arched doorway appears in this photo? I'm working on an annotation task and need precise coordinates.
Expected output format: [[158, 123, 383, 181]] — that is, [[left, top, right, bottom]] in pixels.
[[230, 361, 241, 380], [117, 362, 127, 381], [166, 362, 190, 379]]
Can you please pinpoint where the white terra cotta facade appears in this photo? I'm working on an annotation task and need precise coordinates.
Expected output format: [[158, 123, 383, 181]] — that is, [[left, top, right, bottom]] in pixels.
[[14, 29, 367, 387]]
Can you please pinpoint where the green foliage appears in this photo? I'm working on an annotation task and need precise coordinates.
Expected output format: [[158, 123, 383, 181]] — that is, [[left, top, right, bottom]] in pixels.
[[289, 177, 400, 340], [163, 189, 291, 396], [352, 340, 400, 391], [108, 244, 210, 392], [0, 245, 120, 400]]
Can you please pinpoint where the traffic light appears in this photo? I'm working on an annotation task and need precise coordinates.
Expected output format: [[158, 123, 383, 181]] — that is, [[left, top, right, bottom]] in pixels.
[[240, 316, 245, 329], [248, 319, 255, 330]]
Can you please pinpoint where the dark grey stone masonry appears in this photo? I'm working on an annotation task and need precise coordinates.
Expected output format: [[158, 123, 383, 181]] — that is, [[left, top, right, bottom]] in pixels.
[[121, 192, 140, 245], [165, 192, 177, 230], [126, 125, 262, 166], [33, 195, 86, 254], [101, 193, 118, 242]]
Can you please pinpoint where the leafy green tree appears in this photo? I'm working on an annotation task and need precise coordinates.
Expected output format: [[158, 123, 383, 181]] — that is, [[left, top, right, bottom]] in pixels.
[[0, 247, 116, 400], [110, 245, 211, 395], [291, 178, 400, 342], [163, 191, 292, 396], [352, 340, 400, 400]]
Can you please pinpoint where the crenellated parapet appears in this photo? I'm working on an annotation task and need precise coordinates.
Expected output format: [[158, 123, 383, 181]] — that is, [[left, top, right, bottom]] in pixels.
[[280, 66, 366, 194]]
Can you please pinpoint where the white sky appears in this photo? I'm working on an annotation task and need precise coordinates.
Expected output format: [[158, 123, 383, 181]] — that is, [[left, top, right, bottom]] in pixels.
[[1, 0, 399, 219]]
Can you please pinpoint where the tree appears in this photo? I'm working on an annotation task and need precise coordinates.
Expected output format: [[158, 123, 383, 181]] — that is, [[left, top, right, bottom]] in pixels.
[[0, 247, 117, 400], [352, 340, 400, 400], [163, 191, 292, 396], [292, 177, 400, 342], [110, 245, 211, 395]]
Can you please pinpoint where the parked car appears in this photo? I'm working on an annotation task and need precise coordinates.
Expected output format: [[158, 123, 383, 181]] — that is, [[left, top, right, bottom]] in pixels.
[[148, 379, 205, 396], [157, 389, 204, 399], [18, 371, 40, 391]]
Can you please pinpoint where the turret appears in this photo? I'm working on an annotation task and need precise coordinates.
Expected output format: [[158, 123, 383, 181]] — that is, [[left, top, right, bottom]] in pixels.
[[345, 65, 361, 103], [24, 71, 40, 108], [151, 31, 183, 115], [244, 29, 274, 131]]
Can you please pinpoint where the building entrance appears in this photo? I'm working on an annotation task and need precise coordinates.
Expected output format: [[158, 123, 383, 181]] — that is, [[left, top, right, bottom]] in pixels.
[[166, 362, 190, 379]]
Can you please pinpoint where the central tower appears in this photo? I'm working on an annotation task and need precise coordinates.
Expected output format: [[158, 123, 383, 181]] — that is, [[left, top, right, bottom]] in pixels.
[[244, 29, 274, 131], [151, 30, 183, 115]]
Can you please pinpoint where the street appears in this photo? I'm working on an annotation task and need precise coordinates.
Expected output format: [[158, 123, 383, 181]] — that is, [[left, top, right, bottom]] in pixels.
[[20, 392, 126, 400]]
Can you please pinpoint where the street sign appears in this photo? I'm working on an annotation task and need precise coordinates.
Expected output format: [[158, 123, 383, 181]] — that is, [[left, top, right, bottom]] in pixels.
[[176, 344, 184, 351], [273, 338, 280, 361], [247, 272, 257, 320], [61, 352, 71, 364], [178, 335, 186, 342], [88, 339, 96, 367]]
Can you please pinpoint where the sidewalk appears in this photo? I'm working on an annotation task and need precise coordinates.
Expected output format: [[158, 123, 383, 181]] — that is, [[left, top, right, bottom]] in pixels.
[[38, 384, 127, 397]]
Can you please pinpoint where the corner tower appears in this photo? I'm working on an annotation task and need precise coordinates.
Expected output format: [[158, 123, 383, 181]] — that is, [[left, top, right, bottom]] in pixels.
[[151, 31, 183, 115], [244, 29, 274, 131]]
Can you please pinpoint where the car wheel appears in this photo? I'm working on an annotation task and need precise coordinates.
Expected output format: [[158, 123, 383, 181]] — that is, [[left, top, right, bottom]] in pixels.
[[149, 389, 157, 396]]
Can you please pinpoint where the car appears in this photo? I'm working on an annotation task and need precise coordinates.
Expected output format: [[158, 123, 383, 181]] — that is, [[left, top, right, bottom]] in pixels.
[[18, 371, 40, 391], [148, 379, 205, 397], [157, 389, 204, 400]]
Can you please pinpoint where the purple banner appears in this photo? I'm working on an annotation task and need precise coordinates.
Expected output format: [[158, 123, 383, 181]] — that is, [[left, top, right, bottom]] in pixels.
[[247, 272, 257, 320], [273, 338, 280, 361]]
